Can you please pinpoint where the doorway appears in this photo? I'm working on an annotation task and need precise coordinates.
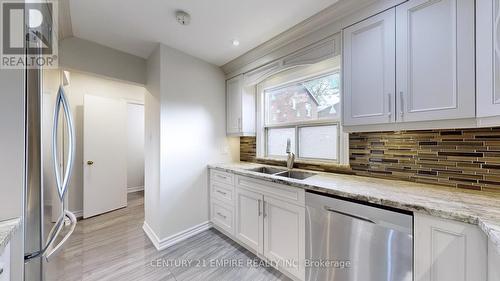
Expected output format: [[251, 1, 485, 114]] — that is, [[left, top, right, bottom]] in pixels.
[[41, 69, 147, 221]]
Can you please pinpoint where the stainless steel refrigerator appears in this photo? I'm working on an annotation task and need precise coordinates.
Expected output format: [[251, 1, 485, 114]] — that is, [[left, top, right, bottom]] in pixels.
[[23, 5, 77, 280]]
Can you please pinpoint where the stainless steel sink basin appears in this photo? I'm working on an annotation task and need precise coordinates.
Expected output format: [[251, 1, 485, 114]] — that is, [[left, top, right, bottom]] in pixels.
[[246, 166, 316, 180], [247, 166, 287, 175], [274, 170, 316, 180]]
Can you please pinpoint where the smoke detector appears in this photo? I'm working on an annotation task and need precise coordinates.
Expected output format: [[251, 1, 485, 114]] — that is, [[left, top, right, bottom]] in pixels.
[[175, 10, 191, 26]]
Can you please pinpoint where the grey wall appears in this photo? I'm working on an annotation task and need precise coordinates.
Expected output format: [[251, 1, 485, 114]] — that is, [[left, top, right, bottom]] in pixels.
[[59, 37, 147, 85], [127, 103, 145, 190], [144, 44, 239, 242]]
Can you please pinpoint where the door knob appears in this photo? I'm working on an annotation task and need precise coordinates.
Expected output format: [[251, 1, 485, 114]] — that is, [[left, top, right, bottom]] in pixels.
[[87, 160, 94, 165]]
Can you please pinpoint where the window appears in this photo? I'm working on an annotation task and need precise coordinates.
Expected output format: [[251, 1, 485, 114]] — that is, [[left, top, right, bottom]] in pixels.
[[259, 70, 343, 163], [264, 73, 340, 125]]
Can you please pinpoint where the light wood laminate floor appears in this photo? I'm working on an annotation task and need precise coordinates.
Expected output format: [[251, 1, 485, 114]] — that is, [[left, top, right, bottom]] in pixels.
[[46, 192, 291, 281]]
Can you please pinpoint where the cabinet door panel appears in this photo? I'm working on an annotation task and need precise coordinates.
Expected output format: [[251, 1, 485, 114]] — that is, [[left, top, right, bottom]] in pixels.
[[263, 196, 305, 281], [211, 199, 234, 236], [396, 0, 475, 122], [489, 240, 500, 281], [235, 187, 263, 254], [343, 9, 396, 126], [477, 0, 500, 117], [226, 75, 242, 134], [0, 243, 10, 281], [414, 214, 487, 281]]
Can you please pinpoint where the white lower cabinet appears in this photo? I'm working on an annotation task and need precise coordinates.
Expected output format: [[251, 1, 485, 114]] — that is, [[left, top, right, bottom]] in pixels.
[[489, 240, 500, 281], [234, 175, 306, 281], [0, 243, 10, 281], [211, 199, 235, 236], [263, 196, 305, 280], [210, 172, 236, 236], [414, 214, 487, 281], [235, 187, 263, 253]]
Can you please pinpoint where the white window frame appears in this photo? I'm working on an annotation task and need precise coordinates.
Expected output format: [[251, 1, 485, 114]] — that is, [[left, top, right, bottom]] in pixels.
[[256, 57, 349, 164]]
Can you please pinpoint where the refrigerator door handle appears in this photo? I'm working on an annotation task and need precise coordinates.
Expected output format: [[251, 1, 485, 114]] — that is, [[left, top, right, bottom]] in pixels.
[[25, 85, 77, 262], [44, 210, 77, 261], [53, 85, 75, 201]]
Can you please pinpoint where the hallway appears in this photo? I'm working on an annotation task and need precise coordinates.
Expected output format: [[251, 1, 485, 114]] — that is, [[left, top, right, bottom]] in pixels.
[[46, 192, 290, 281]]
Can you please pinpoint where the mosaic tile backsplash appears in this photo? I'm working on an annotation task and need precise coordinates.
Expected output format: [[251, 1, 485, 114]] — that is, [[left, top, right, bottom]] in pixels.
[[240, 127, 500, 193]]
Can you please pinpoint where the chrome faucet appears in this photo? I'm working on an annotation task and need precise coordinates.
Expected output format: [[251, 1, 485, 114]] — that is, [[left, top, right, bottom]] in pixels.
[[286, 138, 295, 170]]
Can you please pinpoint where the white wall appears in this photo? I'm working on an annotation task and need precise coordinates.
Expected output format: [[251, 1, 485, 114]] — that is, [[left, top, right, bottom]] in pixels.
[[60, 37, 147, 85], [65, 72, 146, 214], [144, 44, 239, 242], [144, 45, 162, 235], [127, 103, 145, 191], [0, 68, 25, 281]]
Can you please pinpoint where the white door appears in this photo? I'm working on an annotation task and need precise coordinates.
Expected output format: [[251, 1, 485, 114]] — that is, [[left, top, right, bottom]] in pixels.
[[235, 187, 263, 254], [342, 8, 396, 126], [263, 196, 305, 281], [414, 214, 487, 281], [396, 0, 475, 122], [226, 75, 243, 135], [83, 95, 127, 218], [477, 0, 500, 118]]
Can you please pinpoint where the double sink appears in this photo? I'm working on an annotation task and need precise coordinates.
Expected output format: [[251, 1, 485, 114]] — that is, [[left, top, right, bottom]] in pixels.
[[247, 166, 316, 180]]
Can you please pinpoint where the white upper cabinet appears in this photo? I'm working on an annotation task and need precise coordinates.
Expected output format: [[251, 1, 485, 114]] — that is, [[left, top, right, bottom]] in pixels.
[[226, 75, 255, 136], [342, 9, 396, 126], [343, 0, 476, 130], [396, 0, 475, 122], [477, 0, 500, 118]]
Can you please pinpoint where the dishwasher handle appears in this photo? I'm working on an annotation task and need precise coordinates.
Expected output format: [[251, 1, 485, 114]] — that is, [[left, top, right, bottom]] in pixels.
[[324, 206, 376, 224]]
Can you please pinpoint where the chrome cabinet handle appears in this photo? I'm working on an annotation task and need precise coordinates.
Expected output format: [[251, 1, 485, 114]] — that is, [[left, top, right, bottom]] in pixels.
[[258, 199, 262, 216], [216, 190, 227, 196], [387, 93, 392, 118], [263, 201, 267, 218], [0, 265, 3, 275], [324, 206, 375, 224], [216, 212, 227, 219], [399, 91, 404, 117], [495, 2, 500, 60], [216, 174, 227, 180]]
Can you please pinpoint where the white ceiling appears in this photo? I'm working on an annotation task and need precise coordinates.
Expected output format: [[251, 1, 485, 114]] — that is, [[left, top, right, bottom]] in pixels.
[[69, 0, 339, 66]]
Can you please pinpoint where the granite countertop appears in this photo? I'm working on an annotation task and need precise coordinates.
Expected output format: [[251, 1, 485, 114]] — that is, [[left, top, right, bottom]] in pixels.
[[0, 218, 21, 254], [209, 162, 500, 252]]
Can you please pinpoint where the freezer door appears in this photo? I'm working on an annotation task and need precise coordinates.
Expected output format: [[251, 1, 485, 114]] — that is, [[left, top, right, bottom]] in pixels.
[[305, 192, 413, 281]]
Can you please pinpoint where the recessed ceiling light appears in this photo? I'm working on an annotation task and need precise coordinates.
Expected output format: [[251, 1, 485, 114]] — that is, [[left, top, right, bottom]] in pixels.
[[232, 39, 240, 46]]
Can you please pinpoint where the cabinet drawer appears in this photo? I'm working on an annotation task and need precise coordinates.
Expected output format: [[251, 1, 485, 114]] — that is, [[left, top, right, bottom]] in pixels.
[[235, 175, 305, 206], [211, 200, 234, 236], [210, 169, 234, 185], [211, 181, 234, 205], [0, 243, 10, 281]]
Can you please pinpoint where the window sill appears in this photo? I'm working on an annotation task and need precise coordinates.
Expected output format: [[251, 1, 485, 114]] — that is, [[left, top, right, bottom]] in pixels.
[[254, 157, 350, 169]]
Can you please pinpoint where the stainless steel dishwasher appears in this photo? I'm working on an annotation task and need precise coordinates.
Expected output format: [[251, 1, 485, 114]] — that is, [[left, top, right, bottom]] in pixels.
[[305, 191, 413, 281]]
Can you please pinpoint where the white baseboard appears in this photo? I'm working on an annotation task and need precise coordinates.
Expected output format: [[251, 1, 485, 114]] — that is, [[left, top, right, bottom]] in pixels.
[[143, 221, 213, 251], [72, 210, 83, 219], [128, 186, 144, 193]]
